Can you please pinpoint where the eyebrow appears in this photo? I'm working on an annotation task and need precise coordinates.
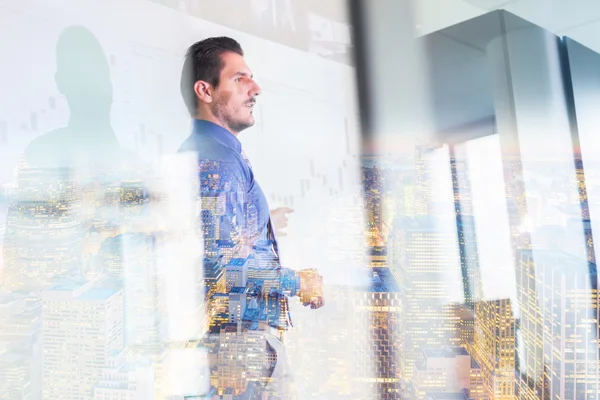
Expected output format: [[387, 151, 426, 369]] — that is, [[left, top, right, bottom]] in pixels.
[[232, 71, 253, 79]]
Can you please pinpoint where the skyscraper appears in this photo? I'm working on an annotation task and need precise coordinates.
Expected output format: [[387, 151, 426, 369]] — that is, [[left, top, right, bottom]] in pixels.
[[93, 353, 155, 400], [216, 323, 272, 396], [99, 233, 163, 354], [353, 267, 402, 398], [517, 250, 599, 400], [42, 281, 123, 399], [0, 294, 42, 400], [4, 165, 82, 291], [390, 216, 461, 381], [414, 146, 435, 216], [200, 192, 226, 258], [225, 258, 249, 292], [469, 298, 515, 400], [297, 268, 324, 309]]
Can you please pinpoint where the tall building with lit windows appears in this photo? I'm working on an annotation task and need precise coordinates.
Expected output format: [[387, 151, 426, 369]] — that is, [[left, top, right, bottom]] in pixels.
[[99, 233, 163, 354], [41, 281, 123, 400], [455, 215, 483, 307], [3, 165, 82, 291], [203, 258, 225, 298], [208, 293, 230, 332], [469, 298, 515, 400], [0, 294, 42, 399], [200, 192, 226, 258], [390, 216, 461, 381], [414, 146, 434, 216], [247, 248, 280, 292], [517, 250, 600, 400], [362, 165, 384, 246], [216, 323, 272, 396], [353, 267, 402, 398], [93, 353, 155, 400], [228, 287, 247, 324], [297, 268, 324, 308], [225, 258, 248, 292]]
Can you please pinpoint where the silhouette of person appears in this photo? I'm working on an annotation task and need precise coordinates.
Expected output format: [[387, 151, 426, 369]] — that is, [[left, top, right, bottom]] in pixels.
[[4, 25, 129, 291], [23, 25, 121, 174], [0, 25, 144, 400]]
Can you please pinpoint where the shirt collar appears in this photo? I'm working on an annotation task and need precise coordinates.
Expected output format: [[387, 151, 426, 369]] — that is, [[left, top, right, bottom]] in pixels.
[[193, 119, 242, 154]]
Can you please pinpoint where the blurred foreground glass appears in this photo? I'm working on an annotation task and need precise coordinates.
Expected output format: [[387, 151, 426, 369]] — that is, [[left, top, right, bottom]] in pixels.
[[352, 3, 600, 398], [3, 0, 600, 399]]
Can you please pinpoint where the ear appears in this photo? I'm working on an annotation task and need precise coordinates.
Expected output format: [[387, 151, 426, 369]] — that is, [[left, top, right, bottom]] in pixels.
[[194, 80, 213, 104]]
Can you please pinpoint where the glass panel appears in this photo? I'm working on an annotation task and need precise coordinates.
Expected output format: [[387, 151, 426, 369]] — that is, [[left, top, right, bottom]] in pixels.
[[0, 1, 365, 399]]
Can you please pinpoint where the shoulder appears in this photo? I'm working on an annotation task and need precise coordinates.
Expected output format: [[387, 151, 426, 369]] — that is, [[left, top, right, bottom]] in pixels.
[[22, 128, 71, 168], [179, 134, 250, 181]]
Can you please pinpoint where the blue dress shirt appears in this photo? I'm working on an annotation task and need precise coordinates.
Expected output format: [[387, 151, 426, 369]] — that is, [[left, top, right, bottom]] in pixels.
[[178, 119, 295, 330]]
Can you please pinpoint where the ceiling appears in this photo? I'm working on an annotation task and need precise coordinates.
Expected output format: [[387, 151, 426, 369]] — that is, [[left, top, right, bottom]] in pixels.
[[415, 0, 600, 53]]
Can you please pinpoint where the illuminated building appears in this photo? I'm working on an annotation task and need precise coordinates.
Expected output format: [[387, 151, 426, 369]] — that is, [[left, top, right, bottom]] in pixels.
[[266, 288, 280, 325], [201, 210, 218, 258], [4, 166, 82, 291], [449, 149, 483, 306], [99, 234, 163, 354], [248, 248, 280, 292], [353, 267, 402, 398], [0, 294, 42, 399], [414, 146, 434, 216], [517, 250, 599, 399], [0, 348, 34, 399], [413, 347, 482, 400], [391, 216, 461, 381], [93, 354, 155, 400], [455, 215, 482, 307], [99, 236, 125, 277], [200, 192, 226, 258], [469, 363, 486, 400], [449, 150, 473, 217], [216, 323, 272, 396], [225, 258, 248, 292], [216, 239, 235, 265], [245, 203, 258, 241], [41, 282, 123, 399], [119, 180, 148, 227], [369, 246, 387, 268], [203, 258, 225, 298], [362, 165, 384, 246], [403, 184, 417, 217], [452, 303, 475, 347], [208, 293, 230, 333], [228, 287, 247, 324], [424, 392, 468, 400], [121, 234, 162, 354], [470, 298, 515, 400], [297, 268, 324, 308]]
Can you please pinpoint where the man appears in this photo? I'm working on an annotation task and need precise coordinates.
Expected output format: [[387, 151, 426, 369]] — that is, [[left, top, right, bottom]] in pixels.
[[178, 36, 323, 398]]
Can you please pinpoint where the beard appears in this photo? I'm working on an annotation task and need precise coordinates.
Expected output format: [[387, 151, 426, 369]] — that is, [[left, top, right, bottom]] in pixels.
[[212, 93, 254, 134]]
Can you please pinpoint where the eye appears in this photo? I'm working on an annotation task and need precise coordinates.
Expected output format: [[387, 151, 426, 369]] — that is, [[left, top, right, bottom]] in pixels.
[[235, 77, 242, 82]]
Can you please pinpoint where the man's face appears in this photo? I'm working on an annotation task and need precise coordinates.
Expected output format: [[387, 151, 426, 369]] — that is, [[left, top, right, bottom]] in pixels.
[[211, 52, 261, 134]]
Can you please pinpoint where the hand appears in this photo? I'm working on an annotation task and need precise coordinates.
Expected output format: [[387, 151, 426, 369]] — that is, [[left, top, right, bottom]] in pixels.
[[297, 268, 324, 309], [270, 207, 294, 237]]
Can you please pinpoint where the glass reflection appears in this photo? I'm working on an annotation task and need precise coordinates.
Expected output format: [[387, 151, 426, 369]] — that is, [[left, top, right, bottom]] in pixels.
[[2, 1, 600, 399]]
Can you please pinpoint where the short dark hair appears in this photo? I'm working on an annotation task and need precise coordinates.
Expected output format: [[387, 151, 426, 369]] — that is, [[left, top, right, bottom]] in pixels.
[[180, 36, 244, 117]]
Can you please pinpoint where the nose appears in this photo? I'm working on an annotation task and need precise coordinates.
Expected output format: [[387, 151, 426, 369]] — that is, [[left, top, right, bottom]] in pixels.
[[249, 79, 261, 97]]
